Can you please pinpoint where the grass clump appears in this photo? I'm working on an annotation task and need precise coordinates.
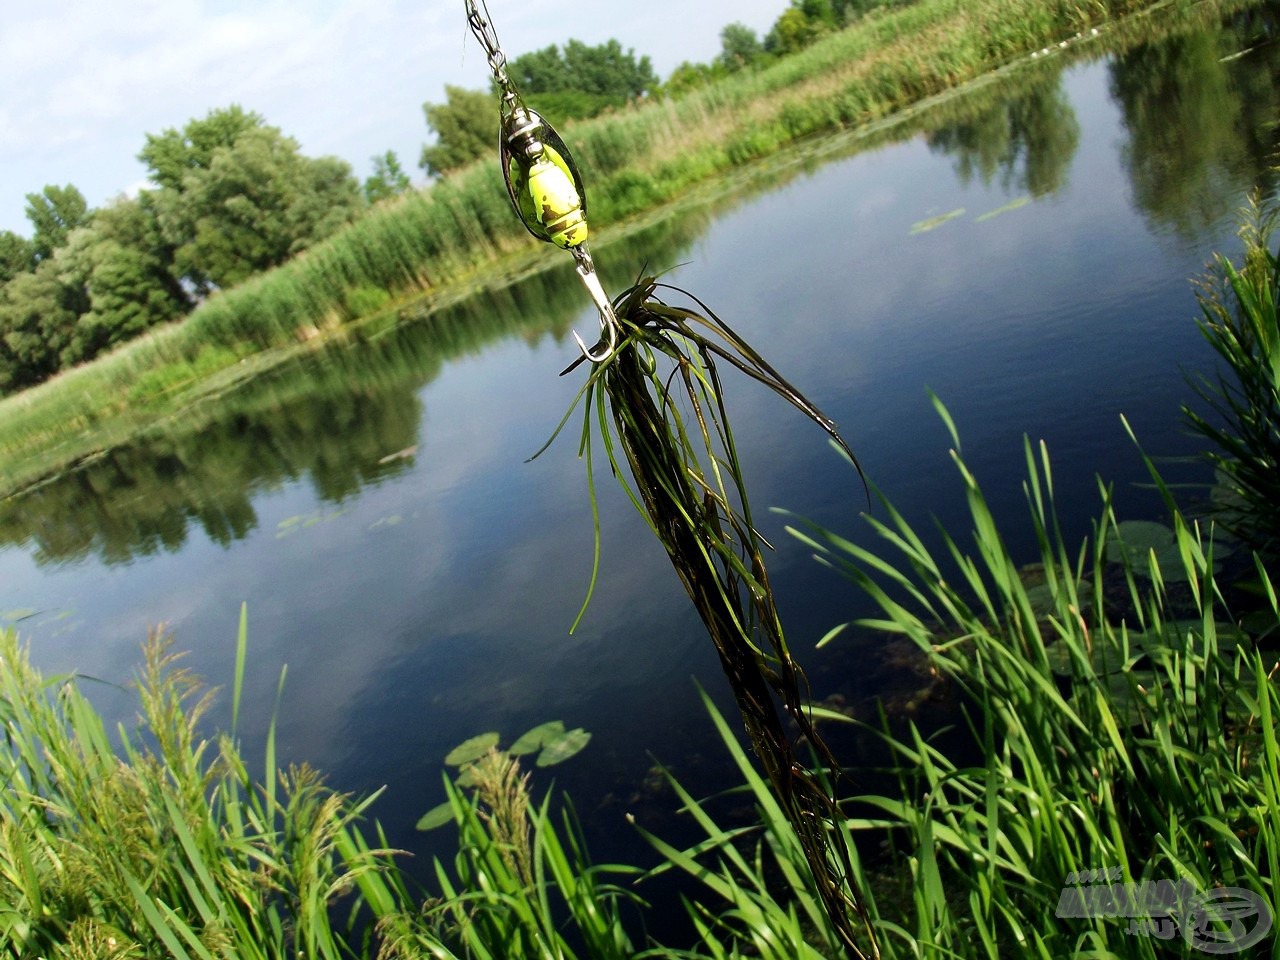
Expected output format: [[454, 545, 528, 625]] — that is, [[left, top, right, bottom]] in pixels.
[[782, 410, 1280, 956], [1186, 194, 1280, 562], [0, 611, 390, 960]]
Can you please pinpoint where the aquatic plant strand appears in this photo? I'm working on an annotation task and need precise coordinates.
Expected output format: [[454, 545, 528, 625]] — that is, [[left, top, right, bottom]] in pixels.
[[465, 4, 874, 955]]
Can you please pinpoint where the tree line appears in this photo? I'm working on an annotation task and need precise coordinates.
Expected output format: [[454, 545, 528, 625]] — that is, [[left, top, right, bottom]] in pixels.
[[0, 0, 906, 396]]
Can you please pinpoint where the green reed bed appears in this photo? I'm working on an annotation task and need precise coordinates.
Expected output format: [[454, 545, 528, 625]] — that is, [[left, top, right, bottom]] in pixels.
[[770, 408, 1280, 957], [1186, 195, 1280, 562], [0, 611, 389, 959]]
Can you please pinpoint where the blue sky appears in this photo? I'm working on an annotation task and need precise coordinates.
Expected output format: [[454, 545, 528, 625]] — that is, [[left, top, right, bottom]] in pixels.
[[1, 0, 787, 236]]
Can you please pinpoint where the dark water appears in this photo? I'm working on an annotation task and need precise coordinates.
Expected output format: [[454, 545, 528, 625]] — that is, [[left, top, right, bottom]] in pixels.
[[3, 0, 1280, 901]]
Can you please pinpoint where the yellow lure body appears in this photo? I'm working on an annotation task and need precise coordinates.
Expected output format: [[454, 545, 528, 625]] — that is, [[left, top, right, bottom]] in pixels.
[[515, 144, 588, 249]]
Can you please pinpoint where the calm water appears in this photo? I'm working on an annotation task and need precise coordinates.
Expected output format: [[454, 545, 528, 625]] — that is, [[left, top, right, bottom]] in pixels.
[[3, 1, 1280, 888]]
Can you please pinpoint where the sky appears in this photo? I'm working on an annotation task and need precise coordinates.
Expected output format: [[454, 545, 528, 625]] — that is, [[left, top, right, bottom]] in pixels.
[[1, 0, 788, 237]]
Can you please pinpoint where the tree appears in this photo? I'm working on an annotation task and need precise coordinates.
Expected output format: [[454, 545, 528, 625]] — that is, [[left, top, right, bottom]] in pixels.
[[664, 60, 726, 96], [24, 184, 90, 262], [139, 105, 264, 192], [508, 38, 657, 101], [765, 0, 838, 56], [364, 150, 413, 204], [0, 195, 192, 392], [797, 0, 838, 27], [420, 86, 497, 176], [719, 23, 763, 71], [765, 8, 816, 55], [0, 231, 34, 285], [0, 259, 85, 390], [57, 198, 191, 363], [144, 113, 362, 291]]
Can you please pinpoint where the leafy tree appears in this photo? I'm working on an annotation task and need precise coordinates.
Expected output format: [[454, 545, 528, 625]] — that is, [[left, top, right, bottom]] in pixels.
[[139, 105, 264, 192], [147, 117, 362, 291], [834, 0, 916, 22], [421, 39, 655, 174], [797, 0, 839, 27], [0, 231, 34, 285], [420, 86, 497, 176], [719, 23, 764, 71], [364, 150, 413, 204], [0, 259, 86, 390], [57, 199, 191, 363], [506, 38, 657, 117], [24, 185, 90, 262], [664, 61, 727, 96], [765, 7, 822, 55]]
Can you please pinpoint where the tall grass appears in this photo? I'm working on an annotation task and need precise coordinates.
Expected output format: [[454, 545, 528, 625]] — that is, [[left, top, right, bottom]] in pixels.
[[768, 409, 1280, 957], [1186, 194, 1280, 561], [3, 408, 1277, 958], [0, 612, 654, 960], [0, 609, 392, 959]]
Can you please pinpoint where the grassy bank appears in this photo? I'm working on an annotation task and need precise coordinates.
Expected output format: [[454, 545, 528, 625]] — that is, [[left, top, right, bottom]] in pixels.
[[0, 0, 1255, 500]]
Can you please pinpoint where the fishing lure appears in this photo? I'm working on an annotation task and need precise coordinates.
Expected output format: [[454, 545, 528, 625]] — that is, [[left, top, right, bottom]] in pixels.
[[502, 107, 588, 249], [466, 0, 619, 362]]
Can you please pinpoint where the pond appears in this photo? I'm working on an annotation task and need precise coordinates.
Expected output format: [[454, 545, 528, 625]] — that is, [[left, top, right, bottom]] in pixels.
[[2, 0, 1279, 909]]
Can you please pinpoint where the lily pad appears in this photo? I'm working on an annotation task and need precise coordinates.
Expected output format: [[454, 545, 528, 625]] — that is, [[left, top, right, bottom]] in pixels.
[[1044, 640, 1136, 678], [1070, 669, 1158, 727], [509, 720, 566, 757], [1019, 564, 1062, 616], [416, 802, 455, 831], [276, 509, 348, 539], [1100, 670, 1158, 727], [1133, 619, 1245, 662], [1103, 521, 1212, 582], [536, 728, 591, 767], [1105, 520, 1175, 563], [444, 732, 500, 767], [975, 196, 1030, 222]]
